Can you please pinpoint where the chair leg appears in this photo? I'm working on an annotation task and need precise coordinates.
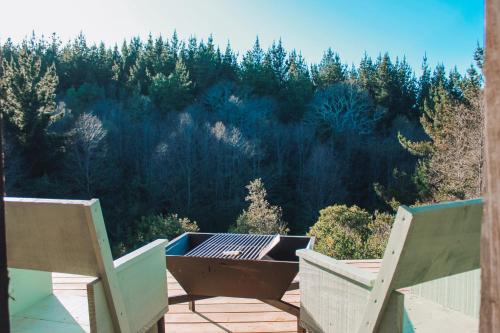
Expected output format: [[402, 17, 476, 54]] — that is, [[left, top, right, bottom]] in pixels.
[[157, 318, 165, 333]]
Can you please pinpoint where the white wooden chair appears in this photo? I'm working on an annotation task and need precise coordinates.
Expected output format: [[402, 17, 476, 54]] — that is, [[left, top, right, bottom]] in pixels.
[[6, 198, 168, 333], [297, 198, 482, 333]]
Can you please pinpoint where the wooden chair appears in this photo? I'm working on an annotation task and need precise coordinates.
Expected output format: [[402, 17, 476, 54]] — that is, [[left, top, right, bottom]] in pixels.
[[297, 198, 482, 333], [6, 198, 168, 333]]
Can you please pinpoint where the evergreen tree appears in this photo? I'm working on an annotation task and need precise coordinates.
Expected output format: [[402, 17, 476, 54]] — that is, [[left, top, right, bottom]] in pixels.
[[150, 58, 193, 112], [399, 61, 484, 202], [311, 48, 347, 88], [281, 50, 313, 121], [264, 39, 288, 91], [241, 37, 271, 94], [473, 43, 484, 70], [0, 44, 60, 177], [220, 42, 239, 81], [232, 178, 288, 234], [374, 53, 396, 118], [417, 55, 431, 112], [357, 53, 377, 96]]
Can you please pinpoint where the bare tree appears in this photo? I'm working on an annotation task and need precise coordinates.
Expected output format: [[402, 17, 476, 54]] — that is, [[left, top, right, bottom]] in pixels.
[[66, 113, 107, 197], [309, 83, 385, 135]]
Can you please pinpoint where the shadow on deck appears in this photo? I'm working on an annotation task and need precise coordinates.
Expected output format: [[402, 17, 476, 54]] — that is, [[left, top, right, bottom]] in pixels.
[[52, 260, 381, 333]]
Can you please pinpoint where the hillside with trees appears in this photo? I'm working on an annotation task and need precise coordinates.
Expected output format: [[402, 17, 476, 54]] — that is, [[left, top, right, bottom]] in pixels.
[[0, 32, 483, 256]]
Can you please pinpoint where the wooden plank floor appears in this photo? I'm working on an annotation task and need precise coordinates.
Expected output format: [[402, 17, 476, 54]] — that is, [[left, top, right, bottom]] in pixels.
[[164, 271, 300, 333], [52, 259, 382, 333]]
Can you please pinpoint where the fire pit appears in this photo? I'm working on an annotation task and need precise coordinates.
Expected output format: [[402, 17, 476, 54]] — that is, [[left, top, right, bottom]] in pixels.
[[165, 232, 313, 301]]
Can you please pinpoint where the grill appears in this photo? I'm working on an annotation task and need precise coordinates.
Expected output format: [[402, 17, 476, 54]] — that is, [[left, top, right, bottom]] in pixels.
[[166, 232, 313, 329], [166, 232, 313, 301], [185, 233, 280, 260]]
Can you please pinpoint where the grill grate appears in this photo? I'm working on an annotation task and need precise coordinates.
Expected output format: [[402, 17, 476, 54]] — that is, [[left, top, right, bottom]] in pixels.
[[185, 233, 280, 260]]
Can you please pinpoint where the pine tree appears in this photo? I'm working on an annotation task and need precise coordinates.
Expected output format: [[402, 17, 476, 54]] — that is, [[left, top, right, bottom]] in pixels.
[[417, 55, 431, 112], [311, 48, 347, 88], [265, 39, 288, 91], [232, 178, 288, 234], [357, 53, 377, 100], [399, 60, 484, 202], [150, 58, 193, 113], [0, 44, 60, 177], [241, 37, 271, 94], [220, 42, 238, 81], [281, 50, 313, 121]]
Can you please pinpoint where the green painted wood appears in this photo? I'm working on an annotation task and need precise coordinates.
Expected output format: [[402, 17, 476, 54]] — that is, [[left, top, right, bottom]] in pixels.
[[410, 269, 480, 318], [85, 200, 131, 333], [7, 198, 169, 333], [11, 294, 91, 331], [298, 198, 483, 333], [360, 198, 482, 333], [394, 199, 483, 289], [89, 239, 168, 333], [298, 255, 373, 333], [8, 269, 52, 316]]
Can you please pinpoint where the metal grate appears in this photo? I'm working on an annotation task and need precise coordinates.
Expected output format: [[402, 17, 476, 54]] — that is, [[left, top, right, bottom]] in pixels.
[[185, 233, 280, 260]]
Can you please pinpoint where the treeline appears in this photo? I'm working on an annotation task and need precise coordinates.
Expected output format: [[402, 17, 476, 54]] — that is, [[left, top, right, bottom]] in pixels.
[[0, 32, 483, 255]]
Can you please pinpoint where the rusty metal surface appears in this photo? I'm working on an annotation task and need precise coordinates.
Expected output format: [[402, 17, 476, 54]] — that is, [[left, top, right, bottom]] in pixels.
[[165, 232, 313, 300], [167, 255, 299, 299]]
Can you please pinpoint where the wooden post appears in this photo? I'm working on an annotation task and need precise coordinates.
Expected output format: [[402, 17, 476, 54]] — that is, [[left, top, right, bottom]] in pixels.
[[0, 113, 10, 330], [188, 300, 195, 312], [482, 0, 500, 331]]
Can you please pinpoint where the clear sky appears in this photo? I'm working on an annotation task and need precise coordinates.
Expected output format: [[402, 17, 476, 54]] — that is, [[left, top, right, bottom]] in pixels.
[[0, 0, 484, 73]]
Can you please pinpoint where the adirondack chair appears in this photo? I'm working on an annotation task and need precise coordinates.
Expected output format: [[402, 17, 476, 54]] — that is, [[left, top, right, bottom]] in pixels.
[[297, 198, 482, 333], [6, 198, 168, 333]]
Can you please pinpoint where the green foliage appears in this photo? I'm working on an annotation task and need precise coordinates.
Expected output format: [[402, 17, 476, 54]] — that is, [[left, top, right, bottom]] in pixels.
[[66, 82, 105, 114], [399, 62, 484, 203], [232, 178, 289, 234], [0, 43, 60, 177], [311, 48, 347, 88], [365, 212, 393, 258], [374, 168, 419, 211], [308, 205, 393, 259], [133, 213, 199, 249], [0, 32, 483, 254], [150, 59, 193, 112]]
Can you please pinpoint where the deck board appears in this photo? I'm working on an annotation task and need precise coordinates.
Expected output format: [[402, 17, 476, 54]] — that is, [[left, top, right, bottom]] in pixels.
[[53, 260, 383, 332]]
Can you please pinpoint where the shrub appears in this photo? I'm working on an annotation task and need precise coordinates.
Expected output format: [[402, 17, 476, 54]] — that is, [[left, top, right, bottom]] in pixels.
[[365, 212, 393, 258], [134, 213, 199, 246], [308, 205, 393, 259]]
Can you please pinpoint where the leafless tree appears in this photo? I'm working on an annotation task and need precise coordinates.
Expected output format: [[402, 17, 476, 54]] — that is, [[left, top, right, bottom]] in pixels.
[[309, 83, 385, 135], [66, 113, 107, 197]]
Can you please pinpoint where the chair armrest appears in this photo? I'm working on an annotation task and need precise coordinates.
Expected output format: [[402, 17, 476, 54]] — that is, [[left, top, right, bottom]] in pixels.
[[88, 239, 168, 333], [114, 239, 168, 271], [297, 249, 376, 333], [296, 249, 376, 287], [116, 239, 168, 332]]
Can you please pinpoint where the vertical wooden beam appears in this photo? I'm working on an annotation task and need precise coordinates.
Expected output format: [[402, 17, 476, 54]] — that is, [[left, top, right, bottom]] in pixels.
[[482, 1, 500, 331], [0, 113, 10, 331]]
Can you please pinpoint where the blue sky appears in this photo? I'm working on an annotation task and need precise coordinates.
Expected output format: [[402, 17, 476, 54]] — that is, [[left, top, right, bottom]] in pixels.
[[0, 0, 483, 73]]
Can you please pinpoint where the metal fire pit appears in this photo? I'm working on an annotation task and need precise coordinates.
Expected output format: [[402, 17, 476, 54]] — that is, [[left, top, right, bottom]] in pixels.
[[165, 232, 313, 301]]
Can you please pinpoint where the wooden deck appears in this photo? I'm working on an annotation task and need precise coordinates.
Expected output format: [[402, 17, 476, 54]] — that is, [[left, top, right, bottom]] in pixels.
[[52, 260, 382, 333]]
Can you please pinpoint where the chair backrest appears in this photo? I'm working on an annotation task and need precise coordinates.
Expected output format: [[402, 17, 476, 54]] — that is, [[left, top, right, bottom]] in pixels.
[[391, 199, 482, 289], [359, 198, 483, 333], [6, 198, 107, 276], [5, 197, 131, 333]]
